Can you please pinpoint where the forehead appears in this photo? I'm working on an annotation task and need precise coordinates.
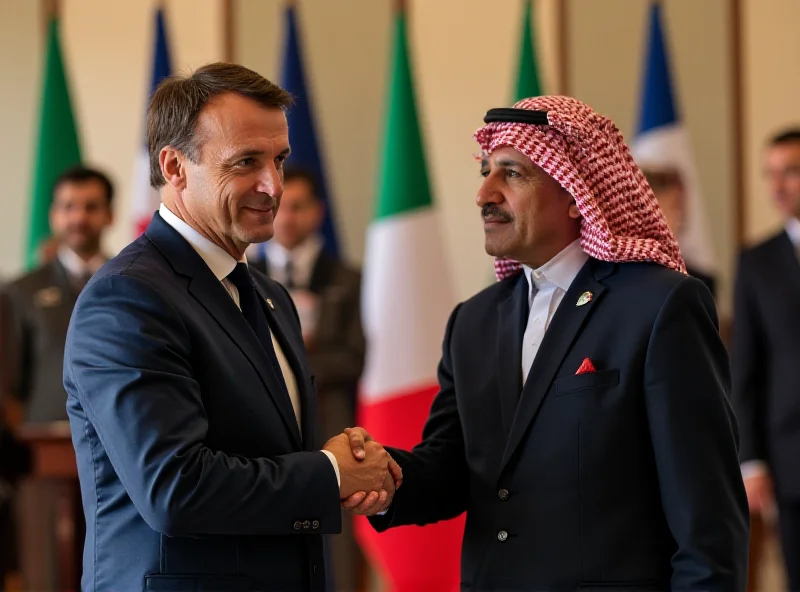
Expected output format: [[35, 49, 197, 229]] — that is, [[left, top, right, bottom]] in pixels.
[[197, 92, 289, 152], [54, 179, 107, 202], [766, 142, 800, 165]]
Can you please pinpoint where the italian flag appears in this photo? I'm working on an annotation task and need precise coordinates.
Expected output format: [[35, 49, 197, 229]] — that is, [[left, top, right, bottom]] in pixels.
[[26, 17, 81, 269], [354, 8, 464, 592]]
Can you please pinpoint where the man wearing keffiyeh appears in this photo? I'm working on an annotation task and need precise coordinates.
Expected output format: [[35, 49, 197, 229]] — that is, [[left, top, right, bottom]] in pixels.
[[342, 96, 748, 590]]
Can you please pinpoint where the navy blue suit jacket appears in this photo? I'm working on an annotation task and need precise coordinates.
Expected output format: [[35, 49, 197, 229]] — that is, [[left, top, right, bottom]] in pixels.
[[64, 213, 340, 591], [371, 259, 749, 591]]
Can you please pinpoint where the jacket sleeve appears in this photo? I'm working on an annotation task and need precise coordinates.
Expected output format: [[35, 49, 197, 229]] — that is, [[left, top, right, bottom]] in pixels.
[[63, 273, 342, 537], [730, 253, 767, 464], [370, 303, 469, 532], [643, 276, 750, 591], [306, 271, 366, 390]]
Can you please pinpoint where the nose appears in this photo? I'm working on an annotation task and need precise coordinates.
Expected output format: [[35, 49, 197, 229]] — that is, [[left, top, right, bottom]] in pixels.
[[476, 171, 503, 208], [257, 163, 284, 198]]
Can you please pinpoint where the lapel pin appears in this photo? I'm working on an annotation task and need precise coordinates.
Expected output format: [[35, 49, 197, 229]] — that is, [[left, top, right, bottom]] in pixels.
[[576, 291, 593, 307], [266, 298, 275, 310]]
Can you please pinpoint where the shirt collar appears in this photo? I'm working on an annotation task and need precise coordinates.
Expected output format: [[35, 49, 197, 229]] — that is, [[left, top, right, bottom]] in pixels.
[[57, 246, 106, 277], [265, 235, 323, 276], [523, 239, 589, 295], [786, 217, 800, 248], [159, 203, 242, 281]]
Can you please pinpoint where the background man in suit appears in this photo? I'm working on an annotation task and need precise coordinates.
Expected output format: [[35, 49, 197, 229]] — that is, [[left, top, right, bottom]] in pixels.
[[733, 128, 800, 590], [344, 97, 749, 591], [250, 167, 366, 591], [1, 166, 113, 425], [63, 63, 398, 592]]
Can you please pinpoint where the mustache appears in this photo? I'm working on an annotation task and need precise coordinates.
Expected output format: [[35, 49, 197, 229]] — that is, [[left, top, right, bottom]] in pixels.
[[481, 204, 513, 223]]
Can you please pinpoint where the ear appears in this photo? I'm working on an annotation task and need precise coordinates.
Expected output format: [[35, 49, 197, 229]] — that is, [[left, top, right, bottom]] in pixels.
[[160, 146, 187, 191], [568, 201, 581, 220]]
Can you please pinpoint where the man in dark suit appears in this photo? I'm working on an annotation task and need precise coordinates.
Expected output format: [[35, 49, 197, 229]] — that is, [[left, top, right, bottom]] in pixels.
[[1, 166, 113, 425], [63, 63, 398, 592], [342, 97, 749, 591], [732, 128, 800, 590], [249, 168, 366, 591]]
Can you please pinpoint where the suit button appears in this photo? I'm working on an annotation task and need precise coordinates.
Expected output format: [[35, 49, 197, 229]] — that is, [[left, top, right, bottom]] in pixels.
[[293, 521, 302, 531], [497, 530, 508, 542], [303, 520, 311, 530], [498, 489, 509, 501], [312, 520, 320, 530]]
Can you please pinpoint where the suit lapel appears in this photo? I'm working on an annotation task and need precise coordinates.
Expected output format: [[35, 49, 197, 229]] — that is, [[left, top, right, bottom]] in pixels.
[[254, 282, 316, 449], [495, 275, 529, 435], [499, 259, 612, 473], [777, 232, 800, 291], [309, 253, 335, 295], [146, 214, 303, 450]]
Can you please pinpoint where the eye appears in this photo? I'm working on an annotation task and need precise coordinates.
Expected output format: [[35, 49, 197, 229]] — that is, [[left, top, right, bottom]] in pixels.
[[506, 169, 520, 178], [479, 169, 489, 178], [236, 157, 255, 168]]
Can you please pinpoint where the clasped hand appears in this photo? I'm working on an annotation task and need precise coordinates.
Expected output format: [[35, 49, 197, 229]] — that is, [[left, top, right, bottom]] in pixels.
[[322, 427, 402, 516]]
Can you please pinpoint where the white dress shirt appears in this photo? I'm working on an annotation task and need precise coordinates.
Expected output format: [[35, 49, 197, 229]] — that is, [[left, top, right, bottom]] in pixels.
[[264, 235, 324, 289], [786, 217, 800, 252], [521, 240, 589, 384], [57, 245, 106, 283], [158, 204, 340, 485]]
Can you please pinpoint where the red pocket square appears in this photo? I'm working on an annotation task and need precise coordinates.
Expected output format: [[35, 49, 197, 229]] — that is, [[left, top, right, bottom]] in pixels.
[[575, 358, 596, 375]]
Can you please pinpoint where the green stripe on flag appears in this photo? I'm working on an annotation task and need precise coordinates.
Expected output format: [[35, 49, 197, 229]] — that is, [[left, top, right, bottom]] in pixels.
[[514, 0, 543, 101], [26, 17, 82, 269], [374, 13, 433, 221]]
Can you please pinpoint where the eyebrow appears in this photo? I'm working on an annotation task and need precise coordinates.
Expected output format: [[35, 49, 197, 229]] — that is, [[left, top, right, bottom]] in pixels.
[[495, 158, 525, 168]]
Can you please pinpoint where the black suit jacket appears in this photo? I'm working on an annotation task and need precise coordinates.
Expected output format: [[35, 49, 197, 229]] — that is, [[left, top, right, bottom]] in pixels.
[[732, 230, 800, 498], [64, 213, 341, 592], [0, 259, 83, 423], [371, 259, 749, 591]]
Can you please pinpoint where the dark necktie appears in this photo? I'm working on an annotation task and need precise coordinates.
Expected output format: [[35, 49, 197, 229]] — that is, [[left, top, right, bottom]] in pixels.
[[284, 259, 295, 290], [226, 263, 288, 394]]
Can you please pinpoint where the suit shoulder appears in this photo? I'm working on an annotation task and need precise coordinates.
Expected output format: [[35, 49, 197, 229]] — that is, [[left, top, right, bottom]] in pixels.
[[739, 231, 788, 264], [2, 262, 61, 300], [94, 235, 167, 283]]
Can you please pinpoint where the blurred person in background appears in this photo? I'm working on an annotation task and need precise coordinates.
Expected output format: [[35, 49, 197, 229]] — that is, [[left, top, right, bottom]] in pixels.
[[732, 128, 800, 591], [642, 167, 716, 298], [0, 166, 113, 426], [249, 167, 366, 591]]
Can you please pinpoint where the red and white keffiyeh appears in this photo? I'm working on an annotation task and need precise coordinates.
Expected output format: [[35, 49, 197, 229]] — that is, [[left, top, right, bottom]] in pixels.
[[474, 96, 686, 281]]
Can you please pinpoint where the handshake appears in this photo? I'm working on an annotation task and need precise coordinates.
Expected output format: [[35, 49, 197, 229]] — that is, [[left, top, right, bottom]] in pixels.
[[322, 427, 402, 516]]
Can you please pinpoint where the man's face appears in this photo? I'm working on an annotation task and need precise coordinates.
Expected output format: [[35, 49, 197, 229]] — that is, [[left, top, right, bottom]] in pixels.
[[272, 178, 323, 250], [477, 146, 580, 268], [764, 141, 800, 220], [178, 93, 290, 254], [49, 179, 112, 256]]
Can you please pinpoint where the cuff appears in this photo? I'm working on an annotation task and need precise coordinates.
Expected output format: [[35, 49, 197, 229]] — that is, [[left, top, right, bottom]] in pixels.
[[741, 459, 768, 480], [321, 450, 341, 487]]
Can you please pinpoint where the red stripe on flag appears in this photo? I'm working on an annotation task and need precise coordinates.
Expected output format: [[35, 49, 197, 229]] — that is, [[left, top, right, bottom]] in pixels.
[[354, 385, 464, 592]]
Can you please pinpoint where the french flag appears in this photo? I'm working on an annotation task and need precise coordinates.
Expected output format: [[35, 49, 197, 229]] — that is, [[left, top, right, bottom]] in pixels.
[[632, 2, 716, 279], [131, 7, 172, 237]]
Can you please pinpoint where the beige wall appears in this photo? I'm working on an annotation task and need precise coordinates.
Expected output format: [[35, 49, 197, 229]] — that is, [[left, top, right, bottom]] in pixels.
[[742, 0, 800, 245], [569, 0, 735, 314]]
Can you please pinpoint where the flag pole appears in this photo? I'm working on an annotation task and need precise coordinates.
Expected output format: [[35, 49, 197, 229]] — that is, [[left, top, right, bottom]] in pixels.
[[40, 0, 59, 35]]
